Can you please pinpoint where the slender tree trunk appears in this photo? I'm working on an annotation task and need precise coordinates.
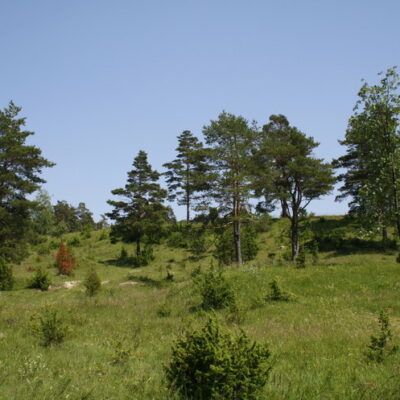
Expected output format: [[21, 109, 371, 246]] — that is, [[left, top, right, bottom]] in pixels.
[[382, 226, 388, 250], [233, 180, 242, 266], [233, 218, 242, 266], [280, 198, 289, 218], [186, 163, 190, 223], [390, 161, 400, 238], [136, 234, 141, 256], [291, 213, 300, 260]]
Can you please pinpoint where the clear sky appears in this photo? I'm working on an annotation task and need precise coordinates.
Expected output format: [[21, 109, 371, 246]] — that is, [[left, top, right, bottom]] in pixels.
[[1, 0, 399, 220]]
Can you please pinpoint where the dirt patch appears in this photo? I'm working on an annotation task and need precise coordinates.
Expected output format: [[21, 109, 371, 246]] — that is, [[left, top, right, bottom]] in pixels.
[[63, 280, 81, 289], [119, 281, 141, 287]]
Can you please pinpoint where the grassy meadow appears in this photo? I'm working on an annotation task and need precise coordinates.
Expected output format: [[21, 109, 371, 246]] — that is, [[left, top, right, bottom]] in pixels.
[[1, 217, 400, 399]]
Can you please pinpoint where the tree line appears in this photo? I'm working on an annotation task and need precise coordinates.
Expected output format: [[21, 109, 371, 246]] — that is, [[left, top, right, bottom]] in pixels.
[[1, 67, 399, 266]]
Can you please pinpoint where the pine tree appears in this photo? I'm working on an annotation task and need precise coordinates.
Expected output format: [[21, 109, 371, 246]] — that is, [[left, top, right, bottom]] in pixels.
[[203, 112, 257, 266], [256, 115, 335, 259], [55, 242, 76, 275], [163, 130, 209, 222], [107, 150, 168, 257], [0, 101, 54, 262]]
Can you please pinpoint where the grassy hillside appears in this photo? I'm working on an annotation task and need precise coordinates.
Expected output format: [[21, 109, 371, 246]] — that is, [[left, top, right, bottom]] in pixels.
[[1, 216, 400, 399]]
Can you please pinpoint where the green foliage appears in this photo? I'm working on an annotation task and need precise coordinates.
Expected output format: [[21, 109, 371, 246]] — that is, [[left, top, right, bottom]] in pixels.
[[365, 310, 398, 362], [195, 267, 236, 310], [255, 114, 335, 259], [163, 130, 209, 222], [203, 112, 258, 265], [334, 67, 400, 239], [396, 252, 400, 264], [134, 244, 154, 267], [119, 246, 128, 261], [295, 247, 306, 268], [107, 150, 168, 257], [31, 307, 68, 347], [0, 101, 54, 262], [68, 236, 81, 247], [0, 258, 14, 291], [165, 317, 271, 399], [29, 267, 51, 291], [266, 279, 293, 302], [31, 189, 56, 236], [214, 225, 258, 265], [241, 225, 259, 262], [84, 268, 101, 297]]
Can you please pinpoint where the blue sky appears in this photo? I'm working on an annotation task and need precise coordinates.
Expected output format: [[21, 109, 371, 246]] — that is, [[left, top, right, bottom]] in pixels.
[[1, 0, 399, 220]]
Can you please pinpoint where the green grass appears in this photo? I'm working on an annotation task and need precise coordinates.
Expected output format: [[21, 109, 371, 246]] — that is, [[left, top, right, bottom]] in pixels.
[[1, 218, 400, 399]]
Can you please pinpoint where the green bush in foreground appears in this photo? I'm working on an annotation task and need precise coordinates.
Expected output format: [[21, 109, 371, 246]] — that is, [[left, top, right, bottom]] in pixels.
[[266, 278, 293, 302], [166, 317, 271, 399], [0, 258, 14, 291], [365, 310, 398, 362], [31, 307, 68, 347], [84, 268, 101, 297], [29, 267, 51, 291]]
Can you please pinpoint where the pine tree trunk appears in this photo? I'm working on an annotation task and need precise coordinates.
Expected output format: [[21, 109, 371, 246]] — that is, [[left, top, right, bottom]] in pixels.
[[233, 218, 242, 266], [291, 214, 300, 260], [382, 226, 388, 250], [280, 198, 289, 218], [136, 235, 141, 256], [233, 181, 242, 266]]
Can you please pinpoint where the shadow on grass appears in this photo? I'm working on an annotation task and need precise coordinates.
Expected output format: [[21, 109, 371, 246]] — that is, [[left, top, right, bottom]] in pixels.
[[127, 274, 176, 289], [309, 216, 397, 257], [99, 257, 138, 268]]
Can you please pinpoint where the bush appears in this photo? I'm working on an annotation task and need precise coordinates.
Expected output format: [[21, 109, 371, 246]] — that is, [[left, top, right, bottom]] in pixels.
[[195, 267, 236, 310], [55, 242, 76, 275], [84, 268, 101, 297], [265, 279, 293, 302], [214, 226, 259, 265], [31, 307, 68, 346], [241, 225, 259, 262], [365, 310, 398, 362], [0, 258, 14, 291], [132, 245, 155, 267], [295, 247, 306, 269], [68, 236, 81, 247], [119, 246, 128, 261], [165, 317, 271, 399], [29, 267, 51, 291], [166, 231, 188, 249]]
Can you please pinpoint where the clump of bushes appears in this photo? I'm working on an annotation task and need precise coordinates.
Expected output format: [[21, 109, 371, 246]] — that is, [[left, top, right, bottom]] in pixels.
[[295, 247, 306, 268], [55, 242, 76, 275], [214, 225, 259, 265], [84, 268, 101, 296], [29, 267, 51, 291], [31, 306, 68, 347], [0, 258, 14, 291], [165, 317, 271, 399], [365, 310, 398, 362], [265, 278, 293, 302], [195, 267, 236, 310]]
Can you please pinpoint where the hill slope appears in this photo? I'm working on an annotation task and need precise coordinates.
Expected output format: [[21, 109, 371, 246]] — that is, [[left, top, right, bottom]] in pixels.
[[1, 217, 400, 399]]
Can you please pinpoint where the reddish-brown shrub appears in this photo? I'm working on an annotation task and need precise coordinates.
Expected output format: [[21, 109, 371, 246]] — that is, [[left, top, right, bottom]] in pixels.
[[55, 242, 76, 275]]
